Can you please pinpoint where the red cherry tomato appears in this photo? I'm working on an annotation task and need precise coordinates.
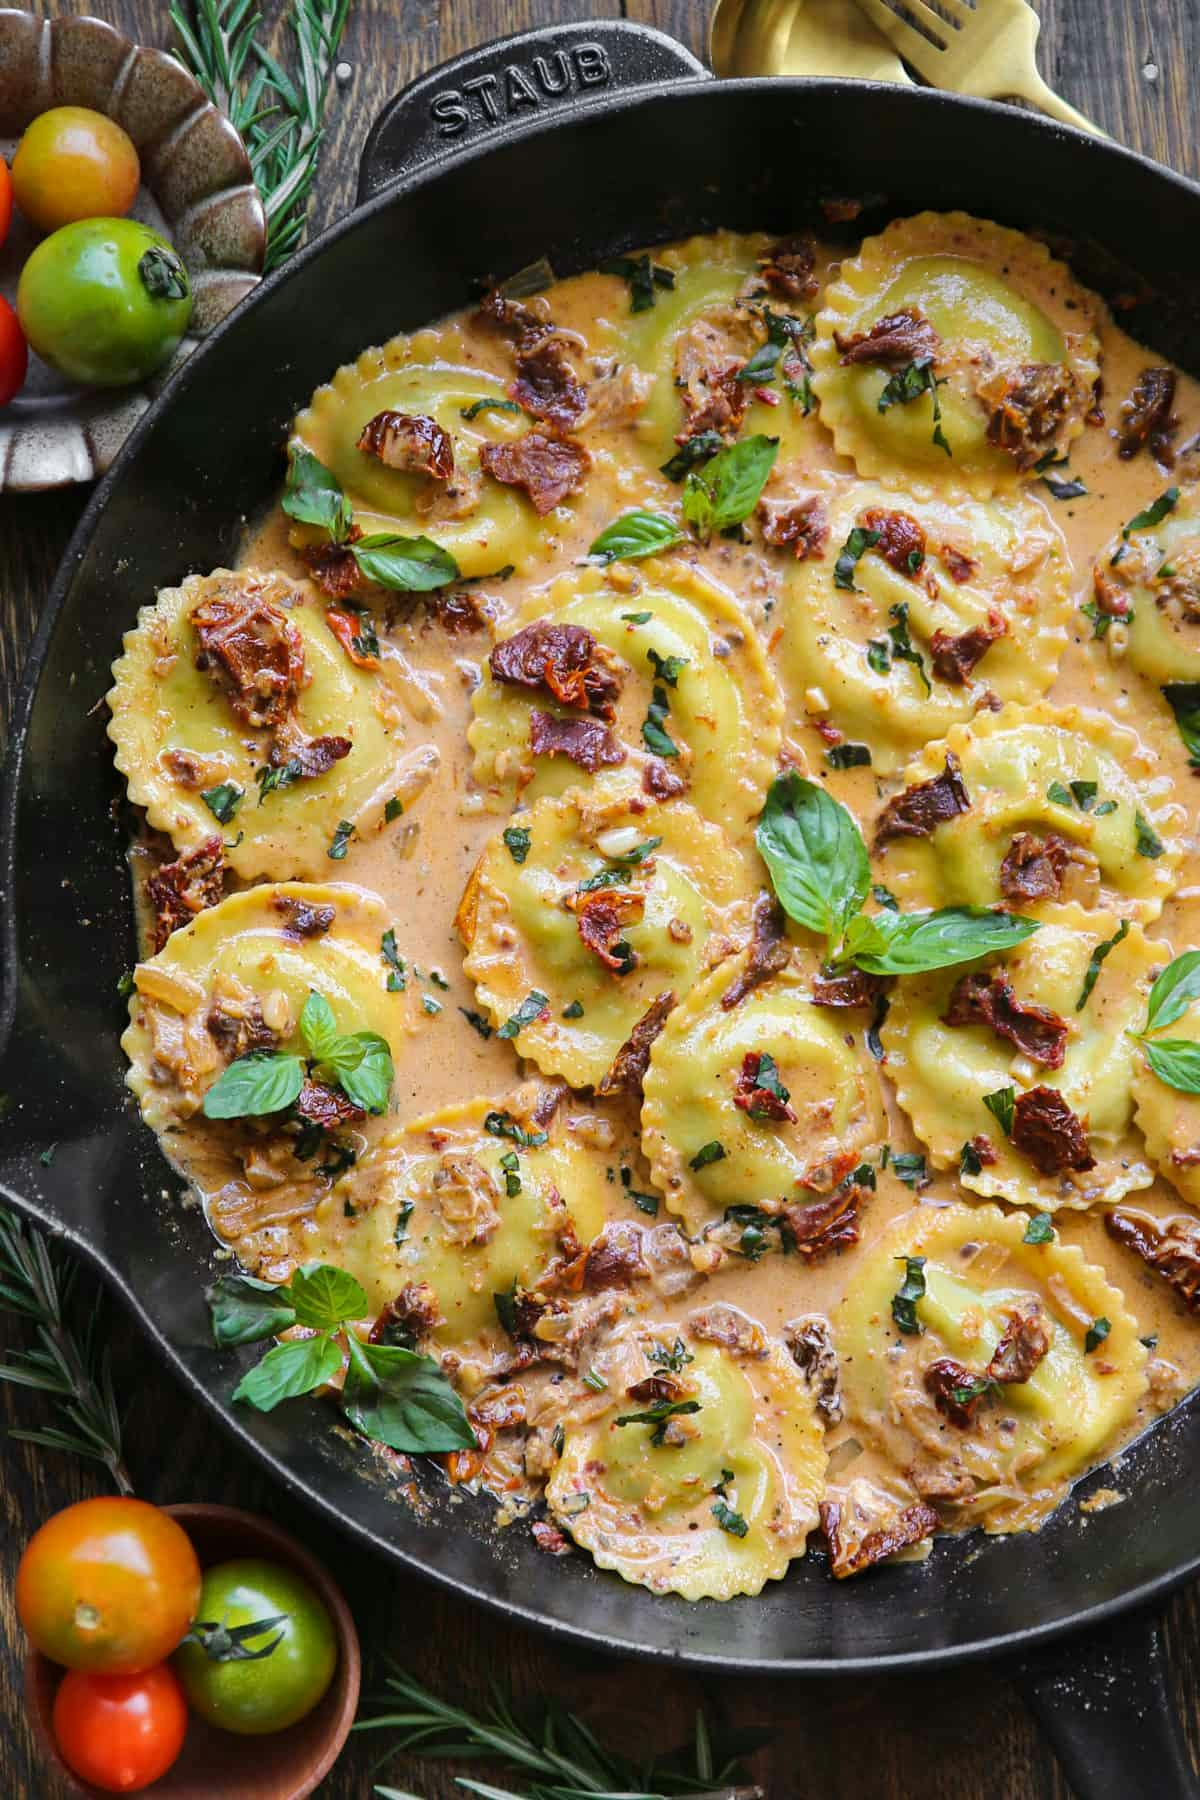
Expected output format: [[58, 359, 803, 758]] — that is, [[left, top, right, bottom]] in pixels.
[[16, 1496, 201, 1674], [0, 295, 27, 408], [0, 157, 12, 248], [52, 1664, 188, 1794]]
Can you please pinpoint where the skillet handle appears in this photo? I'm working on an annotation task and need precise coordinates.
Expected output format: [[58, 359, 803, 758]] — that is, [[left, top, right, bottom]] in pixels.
[[1012, 1607, 1198, 1799], [356, 20, 709, 203]]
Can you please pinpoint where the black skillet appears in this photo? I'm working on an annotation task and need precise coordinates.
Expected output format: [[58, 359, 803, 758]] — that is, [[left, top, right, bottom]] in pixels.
[[2, 21, 1198, 1797]]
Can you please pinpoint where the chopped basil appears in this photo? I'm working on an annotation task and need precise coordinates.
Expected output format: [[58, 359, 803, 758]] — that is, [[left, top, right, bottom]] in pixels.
[[1047, 781, 1073, 807], [647, 648, 688, 687], [711, 1497, 749, 1537], [600, 252, 675, 313], [1084, 1316, 1111, 1354], [745, 1052, 791, 1120], [833, 525, 881, 592], [201, 782, 242, 825], [984, 1086, 1015, 1136], [1141, 1333, 1159, 1351], [642, 684, 679, 758], [959, 1141, 984, 1176], [117, 969, 135, 998], [327, 819, 357, 861], [1042, 473, 1088, 501], [825, 742, 872, 770], [1023, 1212, 1055, 1245], [256, 758, 302, 803], [1123, 487, 1179, 537], [876, 355, 951, 456], [867, 990, 889, 1060], [621, 610, 653, 625], [561, 999, 585, 1019], [420, 994, 442, 1016], [872, 883, 899, 912], [581, 1367, 608, 1392], [891, 1152, 926, 1189], [1070, 780, 1098, 810], [493, 1280, 519, 1334], [647, 1336, 694, 1373], [883, 602, 931, 696], [614, 1398, 701, 1445], [384, 795, 404, 822], [381, 929, 405, 990], [891, 1255, 927, 1335], [459, 1007, 492, 1038], [1076, 920, 1130, 1011], [630, 1190, 659, 1215], [497, 990, 549, 1039], [614, 836, 663, 865], [502, 824, 532, 864], [460, 397, 521, 421], [484, 1110, 548, 1147], [660, 430, 725, 483], [1135, 811, 1165, 858], [589, 510, 684, 565], [1163, 682, 1200, 767], [689, 1140, 727, 1171], [393, 1200, 414, 1245]]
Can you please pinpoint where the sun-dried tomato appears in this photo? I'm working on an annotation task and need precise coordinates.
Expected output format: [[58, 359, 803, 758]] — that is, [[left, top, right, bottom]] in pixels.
[[981, 362, 1074, 469], [861, 507, 927, 577], [511, 334, 587, 430], [528, 710, 625, 771], [758, 234, 818, 300], [1011, 1086, 1095, 1175], [733, 1051, 798, 1123], [930, 610, 1007, 685], [810, 968, 887, 1009], [759, 494, 829, 559], [1106, 1208, 1200, 1313], [943, 971, 1068, 1070], [569, 887, 645, 972], [192, 589, 307, 730], [489, 621, 619, 719], [834, 307, 939, 366], [479, 426, 590, 513], [1117, 366, 1178, 466], [784, 1183, 865, 1261], [821, 1497, 940, 1579], [597, 991, 676, 1100], [357, 410, 455, 480], [874, 753, 970, 844], [294, 1079, 366, 1131], [325, 607, 381, 670], [999, 832, 1071, 904], [721, 894, 791, 1009], [146, 837, 225, 951], [272, 895, 336, 939]]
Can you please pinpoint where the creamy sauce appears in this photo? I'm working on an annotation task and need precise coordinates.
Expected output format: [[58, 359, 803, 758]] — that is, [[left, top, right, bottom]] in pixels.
[[121, 227, 1200, 1587]]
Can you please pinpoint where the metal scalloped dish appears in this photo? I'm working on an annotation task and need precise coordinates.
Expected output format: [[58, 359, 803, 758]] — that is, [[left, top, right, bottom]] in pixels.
[[0, 7, 265, 491]]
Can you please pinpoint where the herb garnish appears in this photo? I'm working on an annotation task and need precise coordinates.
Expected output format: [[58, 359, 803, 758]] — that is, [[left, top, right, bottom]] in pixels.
[[1076, 919, 1130, 1011], [202, 989, 393, 1120], [960, 1141, 985, 1176], [588, 511, 684, 565], [1085, 1317, 1111, 1354], [876, 355, 951, 456], [201, 782, 242, 825], [755, 772, 1038, 975], [744, 1052, 792, 1120], [1123, 487, 1179, 537], [680, 434, 779, 539], [660, 430, 725, 482], [1135, 810, 1165, 859], [825, 742, 872, 770], [599, 253, 675, 312], [711, 1495, 750, 1538], [384, 795, 404, 822], [562, 999, 585, 1019], [891, 1152, 927, 1189], [327, 818, 357, 861], [642, 684, 679, 758], [459, 1008, 493, 1039], [1129, 950, 1200, 1094], [460, 397, 522, 421], [1023, 1212, 1055, 1244], [256, 758, 303, 803], [689, 1140, 727, 1171], [647, 1336, 694, 1373], [484, 1111, 548, 1148], [381, 929, 406, 992], [206, 1261, 473, 1453], [891, 1256, 927, 1335], [614, 1398, 701, 1445], [983, 1086, 1016, 1136], [1163, 683, 1200, 768], [497, 990, 549, 1040], [502, 824, 532, 864], [647, 649, 688, 687], [834, 525, 881, 592], [499, 1150, 521, 1197], [581, 1367, 608, 1392], [282, 447, 459, 591]]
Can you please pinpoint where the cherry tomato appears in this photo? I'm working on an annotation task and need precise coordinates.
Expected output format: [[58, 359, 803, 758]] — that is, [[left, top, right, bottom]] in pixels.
[[0, 296, 27, 408], [17, 218, 193, 388], [12, 106, 139, 235], [173, 1558, 337, 1735], [16, 1497, 201, 1674], [53, 1664, 187, 1794], [0, 157, 12, 248]]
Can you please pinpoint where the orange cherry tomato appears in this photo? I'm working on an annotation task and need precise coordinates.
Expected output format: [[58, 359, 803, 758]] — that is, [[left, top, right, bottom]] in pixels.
[[0, 296, 27, 408], [12, 106, 140, 234], [0, 157, 12, 247], [53, 1664, 188, 1794], [16, 1497, 201, 1674]]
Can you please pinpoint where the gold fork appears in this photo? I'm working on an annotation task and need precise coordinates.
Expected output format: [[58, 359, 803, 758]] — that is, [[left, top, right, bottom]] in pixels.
[[854, 0, 1105, 136]]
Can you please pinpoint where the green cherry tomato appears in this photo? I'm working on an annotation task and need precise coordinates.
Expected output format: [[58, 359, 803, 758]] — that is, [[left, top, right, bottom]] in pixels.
[[172, 1558, 338, 1736], [17, 218, 192, 388]]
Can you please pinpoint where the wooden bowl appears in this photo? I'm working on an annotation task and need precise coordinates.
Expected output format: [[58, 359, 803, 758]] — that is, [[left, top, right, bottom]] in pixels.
[[24, 1503, 361, 1800]]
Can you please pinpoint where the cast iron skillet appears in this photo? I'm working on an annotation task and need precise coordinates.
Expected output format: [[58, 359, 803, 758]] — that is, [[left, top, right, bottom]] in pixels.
[[2, 21, 1199, 1796]]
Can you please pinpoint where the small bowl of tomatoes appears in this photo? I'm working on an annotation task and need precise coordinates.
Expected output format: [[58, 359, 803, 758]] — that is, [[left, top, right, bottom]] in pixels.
[[22, 1499, 361, 1798], [0, 9, 265, 492]]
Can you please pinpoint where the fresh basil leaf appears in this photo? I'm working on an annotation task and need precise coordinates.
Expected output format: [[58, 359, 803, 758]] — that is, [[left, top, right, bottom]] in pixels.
[[711, 1497, 750, 1537], [983, 1086, 1015, 1136], [1123, 486, 1179, 537], [736, 339, 783, 384], [884, 601, 931, 696], [756, 771, 869, 946], [202, 1052, 304, 1120], [1076, 920, 1130, 1011], [288, 1263, 369, 1331], [891, 1152, 927, 1189], [353, 533, 459, 592], [681, 434, 779, 537], [1146, 950, 1200, 1034], [1135, 810, 1165, 859], [589, 511, 684, 565], [841, 906, 1039, 976], [232, 1333, 343, 1411], [283, 446, 351, 541], [1162, 683, 1200, 767], [300, 989, 339, 1061], [642, 685, 679, 758], [207, 1272, 297, 1347], [201, 782, 242, 825], [341, 1336, 475, 1452], [327, 819, 357, 861], [1070, 780, 1098, 811], [891, 1255, 926, 1335], [647, 649, 687, 687], [321, 1031, 394, 1113], [1023, 1212, 1055, 1245], [1143, 1038, 1200, 1094], [689, 1140, 726, 1171]]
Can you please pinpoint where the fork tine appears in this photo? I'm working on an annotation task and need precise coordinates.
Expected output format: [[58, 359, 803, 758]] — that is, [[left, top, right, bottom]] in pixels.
[[855, 0, 949, 55], [925, 0, 976, 23], [898, 0, 965, 43]]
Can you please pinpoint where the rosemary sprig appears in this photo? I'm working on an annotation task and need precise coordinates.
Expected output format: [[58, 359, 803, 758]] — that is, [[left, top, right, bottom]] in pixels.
[[357, 1667, 766, 1800], [170, 0, 353, 271], [0, 1209, 133, 1494]]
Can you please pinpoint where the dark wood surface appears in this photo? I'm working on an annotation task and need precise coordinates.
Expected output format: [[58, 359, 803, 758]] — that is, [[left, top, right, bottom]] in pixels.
[[3, 3, 1199, 1795]]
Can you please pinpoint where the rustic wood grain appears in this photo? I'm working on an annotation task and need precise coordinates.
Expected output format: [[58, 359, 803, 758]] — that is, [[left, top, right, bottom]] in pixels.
[[2, 2, 1198, 1795]]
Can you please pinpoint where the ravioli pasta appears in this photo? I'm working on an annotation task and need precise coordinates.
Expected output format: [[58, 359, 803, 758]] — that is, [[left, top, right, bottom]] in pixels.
[[883, 905, 1165, 1209], [878, 703, 1182, 921], [838, 1205, 1147, 1531], [812, 211, 1101, 492], [468, 559, 783, 832], [107, 213, 1200, 1598], [775, 478, 1071, 773], [546, 1316, 826, 1599]]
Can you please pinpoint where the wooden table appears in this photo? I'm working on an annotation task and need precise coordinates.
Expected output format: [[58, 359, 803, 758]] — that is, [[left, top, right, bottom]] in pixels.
[[3, 3, 1200, 1794]]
